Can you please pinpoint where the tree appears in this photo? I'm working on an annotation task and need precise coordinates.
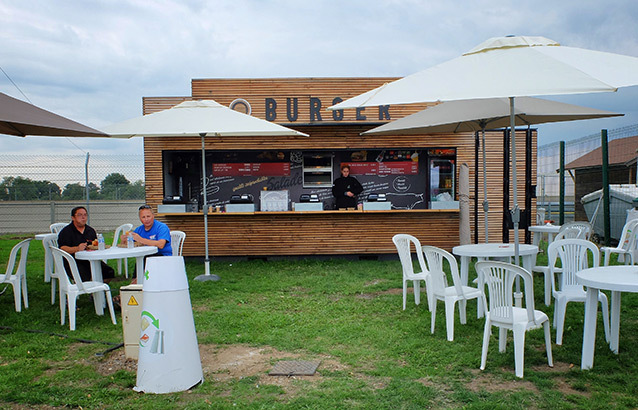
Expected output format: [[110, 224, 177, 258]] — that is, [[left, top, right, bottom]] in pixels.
[[62, 182, 99, 200], [0, 176, 61, 200], [101, 173, 130, 200], [124, 180, 146, 199]]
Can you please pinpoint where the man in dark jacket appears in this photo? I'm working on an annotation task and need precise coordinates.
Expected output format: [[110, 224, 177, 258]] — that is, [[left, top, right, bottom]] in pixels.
[[57, 206, 115, 282], [332, 164, 363, 209]]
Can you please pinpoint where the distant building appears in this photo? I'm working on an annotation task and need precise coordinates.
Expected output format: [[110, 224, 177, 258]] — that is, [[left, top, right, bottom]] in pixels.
[[565, 135, 638, 220]]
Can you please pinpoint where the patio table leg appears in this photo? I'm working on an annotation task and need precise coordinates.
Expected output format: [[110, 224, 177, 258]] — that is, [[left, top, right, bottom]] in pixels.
[[581, 287, 599, 370], [610, 290, 621, 354]]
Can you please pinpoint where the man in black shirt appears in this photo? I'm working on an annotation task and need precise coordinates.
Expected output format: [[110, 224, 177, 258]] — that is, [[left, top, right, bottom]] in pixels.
[[332, 164, 363, 209], [57, 206, 115, 282]]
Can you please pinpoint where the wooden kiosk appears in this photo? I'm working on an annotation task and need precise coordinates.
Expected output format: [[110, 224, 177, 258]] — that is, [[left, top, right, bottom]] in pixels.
[[142, 78, 536, 257]]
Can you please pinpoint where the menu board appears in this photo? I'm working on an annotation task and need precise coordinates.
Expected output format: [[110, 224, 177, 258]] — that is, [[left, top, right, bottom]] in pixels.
[[346, 161, 418, 176], [213, 162, 290, 177]]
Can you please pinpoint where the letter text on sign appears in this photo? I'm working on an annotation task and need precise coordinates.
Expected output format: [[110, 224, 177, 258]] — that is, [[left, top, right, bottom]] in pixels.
[[356, 107, 366, 121], [378, 105, 390, 120], [310, 97, 322, 122], [265, 98, 277, 121], [332, 97, 344, 121], [286, 98, 298, 122]]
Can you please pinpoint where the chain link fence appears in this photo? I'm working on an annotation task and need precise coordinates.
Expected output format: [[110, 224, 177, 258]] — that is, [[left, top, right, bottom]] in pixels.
[[0, 154, 145, 233], [537, 123, 638, 200]]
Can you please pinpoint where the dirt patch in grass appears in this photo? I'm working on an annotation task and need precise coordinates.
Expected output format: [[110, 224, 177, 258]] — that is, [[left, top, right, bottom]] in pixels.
[[465, 369, 539, 393], [356, 287, 404, 300], [200, 344, 349, 394], [92, 344, 349, 395]]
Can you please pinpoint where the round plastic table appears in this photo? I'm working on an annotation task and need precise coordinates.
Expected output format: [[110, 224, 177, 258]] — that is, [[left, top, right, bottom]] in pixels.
[[528, 224, 561, 247], [576, 265, 638, 369]]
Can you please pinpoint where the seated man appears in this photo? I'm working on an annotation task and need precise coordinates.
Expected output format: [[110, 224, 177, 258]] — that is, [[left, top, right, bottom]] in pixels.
[[57, 206, 115, 282], [123, 205, 172, 282]]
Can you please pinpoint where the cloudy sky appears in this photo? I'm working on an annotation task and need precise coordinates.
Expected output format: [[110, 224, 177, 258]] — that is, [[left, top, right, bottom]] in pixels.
[[2, 0, 638, 156]]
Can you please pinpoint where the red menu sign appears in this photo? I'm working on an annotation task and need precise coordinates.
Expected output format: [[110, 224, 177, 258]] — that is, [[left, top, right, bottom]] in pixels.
[[213, 162, 290, 176], [346, 161, 418, 176]]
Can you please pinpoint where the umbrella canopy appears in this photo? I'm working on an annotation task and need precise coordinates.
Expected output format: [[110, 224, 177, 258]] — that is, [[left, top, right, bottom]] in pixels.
[[0, 92, 107, 137], [364, 97, 622, 243], [330, 36, 638, 110], [362, 97, 622, 136], [365, 96, 621, 242], [102, 99, 308, 281], [102, 99, 307, 138], [330, 35, 638, 277]]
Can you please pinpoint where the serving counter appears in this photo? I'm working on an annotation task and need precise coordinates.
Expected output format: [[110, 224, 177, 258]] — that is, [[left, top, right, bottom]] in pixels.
[[157, 209, 459, 257]]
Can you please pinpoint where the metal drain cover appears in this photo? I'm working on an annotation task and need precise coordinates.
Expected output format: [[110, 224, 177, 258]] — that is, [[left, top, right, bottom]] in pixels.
[[269, 360, 320, 376]]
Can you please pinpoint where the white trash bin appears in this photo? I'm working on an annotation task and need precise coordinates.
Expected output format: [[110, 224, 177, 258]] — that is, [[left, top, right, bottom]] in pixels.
[[134, 256, 203, 394]]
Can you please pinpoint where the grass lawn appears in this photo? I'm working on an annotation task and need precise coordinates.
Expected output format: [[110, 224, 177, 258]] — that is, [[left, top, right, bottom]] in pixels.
[[1, 233, 637, 409]]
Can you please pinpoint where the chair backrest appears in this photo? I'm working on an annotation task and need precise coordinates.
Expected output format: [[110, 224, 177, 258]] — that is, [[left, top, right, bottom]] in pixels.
[[170, 230, 186, 256], [559, 221, 592, 240], [50, 222, 67, 234], [554, 226, 582, 241], [548, 238, 599, 290], [475, 260, 537, 325], [50, 247, 84, 292], [392, 234, 428, 279], [422, 245, 463, 295], [536, 208, 546, 225], [2, 239, 31, 281], [112, 223, 134, 247], [616, 218, 638, 252]]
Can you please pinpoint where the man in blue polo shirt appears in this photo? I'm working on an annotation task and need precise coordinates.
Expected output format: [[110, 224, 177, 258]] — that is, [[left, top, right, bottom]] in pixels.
[[129, 205, 172, 256], [122, 205, 172, 285]]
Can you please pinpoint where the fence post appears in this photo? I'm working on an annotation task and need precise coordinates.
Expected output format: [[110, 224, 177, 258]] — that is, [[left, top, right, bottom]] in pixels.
[[50, 201, 55, 225], [85, 152, 90, 224], [602, 130, 610, 246]]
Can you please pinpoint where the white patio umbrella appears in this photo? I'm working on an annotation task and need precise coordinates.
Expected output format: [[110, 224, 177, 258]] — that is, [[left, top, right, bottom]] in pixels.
[[102, 99, 308, 281], [330, 34, 638, 270], [363, 97, 622, 242]]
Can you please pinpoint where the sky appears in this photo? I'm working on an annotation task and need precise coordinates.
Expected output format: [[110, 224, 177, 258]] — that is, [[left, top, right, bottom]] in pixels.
[[2, 0, 638, 156]]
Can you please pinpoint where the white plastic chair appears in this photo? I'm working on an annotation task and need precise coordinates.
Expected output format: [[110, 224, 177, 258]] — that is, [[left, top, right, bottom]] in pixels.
[[170, 230, 186, 256], [600, 218, 638, 266], [422, 245, 482, 341], [112, 223, 133, 277], [392, 234, 430, 311], [536, 208, 546, 225], [475, 260, 553, 378], [559, 221, 592, 240], [50, 222, 67, 234], [1, 239, 31, 312], [51, 247, 117, 331], [548, 238, 610, 345], [42, 234, 61, 304], [40, 233, 58, 283], [532, 226, 582, 306]]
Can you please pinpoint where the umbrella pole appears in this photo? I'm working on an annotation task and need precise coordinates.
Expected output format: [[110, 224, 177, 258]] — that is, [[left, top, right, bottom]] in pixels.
[[195, 133, 220, 282], [481, 127, 489, 243], [510, 97, 522, 307]]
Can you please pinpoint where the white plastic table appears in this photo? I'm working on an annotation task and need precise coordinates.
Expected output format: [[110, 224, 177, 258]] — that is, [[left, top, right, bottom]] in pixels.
[[34, 233, 57, 283], [528, 224, 561, 248], [453, 243, 539, 315], [76, 246, 158, 284], [576, 266, 638, 370], [452, 243, 539, 285]]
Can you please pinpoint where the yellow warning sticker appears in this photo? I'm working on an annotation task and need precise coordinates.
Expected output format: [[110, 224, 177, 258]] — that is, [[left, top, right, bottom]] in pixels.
[[128, 295, 139, 306]]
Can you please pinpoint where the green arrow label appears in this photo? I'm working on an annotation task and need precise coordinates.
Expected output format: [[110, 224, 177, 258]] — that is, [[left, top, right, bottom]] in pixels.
[[141, 310, 160, 328]]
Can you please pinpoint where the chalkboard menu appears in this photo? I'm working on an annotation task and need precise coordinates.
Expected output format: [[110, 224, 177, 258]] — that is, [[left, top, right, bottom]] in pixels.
[[163, 148, 454, 211]]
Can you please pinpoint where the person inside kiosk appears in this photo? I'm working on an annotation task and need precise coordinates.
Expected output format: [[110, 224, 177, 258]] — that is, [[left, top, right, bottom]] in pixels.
[[332, 164, 363, 210]]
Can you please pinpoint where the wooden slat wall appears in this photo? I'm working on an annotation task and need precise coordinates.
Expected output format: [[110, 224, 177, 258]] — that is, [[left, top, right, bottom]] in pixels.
[[146, 78, 434, 123], [162, 210, 459, 256], [140, 78, 536, 256]]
